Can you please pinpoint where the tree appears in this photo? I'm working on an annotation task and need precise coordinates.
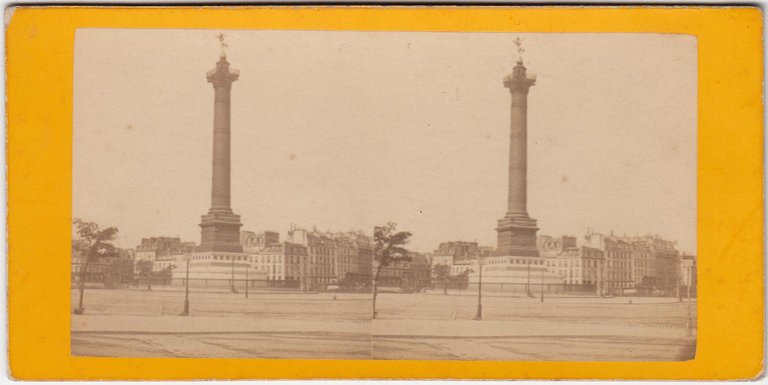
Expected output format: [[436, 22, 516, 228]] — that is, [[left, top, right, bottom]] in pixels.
[[103, 261, 127, 289], [73, 218, 118, 314], [456, 268, 472, 290], [136, 260, 154, 291], [372, 223, 412, 319], [432, 264, 451, 295], [160, 264, 177, 286]]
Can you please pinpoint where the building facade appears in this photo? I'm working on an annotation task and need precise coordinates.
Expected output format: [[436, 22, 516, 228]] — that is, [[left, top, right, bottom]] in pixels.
[[287, 227, 337, 289], [135, 237, 184, 262], [332, 236, 357, 284], [584, 232, 682, 296], [356, 239, 374, 290], [680, 254, 697, 298], [537, 235, 577, 257], [545, 245, 605, 293], [252, 241, 308, 287], [241, 230, 280, 252], [431, 241, 486, 276], [584, 232, 634, 294]]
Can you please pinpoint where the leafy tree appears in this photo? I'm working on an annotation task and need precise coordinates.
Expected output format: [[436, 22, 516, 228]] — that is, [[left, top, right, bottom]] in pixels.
[[457, 268, 472, 290], [104, 262, 124, 288], [432, 264, 451, 295], [136, 260, 154, 291], [159, 264, 176, 286], [372, 223, 412, 319], [73, 218, 118, 314]]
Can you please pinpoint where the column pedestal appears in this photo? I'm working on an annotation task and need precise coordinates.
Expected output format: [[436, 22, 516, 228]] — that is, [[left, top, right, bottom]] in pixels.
[[198, 211, 243, 253], [495, 215, 540, 257]]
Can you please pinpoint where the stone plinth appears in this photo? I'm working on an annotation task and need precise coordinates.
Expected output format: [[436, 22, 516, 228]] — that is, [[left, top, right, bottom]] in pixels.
[[495, 215, 540, 257], [198, 212, 243, 253]]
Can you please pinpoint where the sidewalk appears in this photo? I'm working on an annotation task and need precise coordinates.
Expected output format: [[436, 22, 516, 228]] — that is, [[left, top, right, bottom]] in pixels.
[[372, 318, 693, 339], [72, 313, 694, 339], [72, 314, 371, 335]]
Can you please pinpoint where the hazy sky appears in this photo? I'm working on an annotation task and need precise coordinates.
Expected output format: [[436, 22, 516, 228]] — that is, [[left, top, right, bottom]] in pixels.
[[73, 29, 697, 253]]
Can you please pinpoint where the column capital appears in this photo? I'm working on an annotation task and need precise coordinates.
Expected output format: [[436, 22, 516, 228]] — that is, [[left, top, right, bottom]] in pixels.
[[503, 61, 536, 92], [206, 59, 239, 87]]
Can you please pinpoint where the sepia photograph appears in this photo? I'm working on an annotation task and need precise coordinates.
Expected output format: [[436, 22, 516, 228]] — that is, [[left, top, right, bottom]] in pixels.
[[71, 29, 697, 361]]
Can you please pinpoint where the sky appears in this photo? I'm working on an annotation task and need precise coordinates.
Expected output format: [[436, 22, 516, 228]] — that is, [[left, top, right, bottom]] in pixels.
[[73, 29, 697, 254]]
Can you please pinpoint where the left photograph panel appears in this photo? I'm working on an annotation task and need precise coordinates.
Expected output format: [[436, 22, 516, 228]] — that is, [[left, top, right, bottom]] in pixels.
[[71, 29, 374, 359]]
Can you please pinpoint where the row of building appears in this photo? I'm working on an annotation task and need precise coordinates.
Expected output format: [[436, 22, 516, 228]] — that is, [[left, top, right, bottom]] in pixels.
[[73, 226, 695, 297], [430, 233, 696, 297], [73, 225, 430, 292]]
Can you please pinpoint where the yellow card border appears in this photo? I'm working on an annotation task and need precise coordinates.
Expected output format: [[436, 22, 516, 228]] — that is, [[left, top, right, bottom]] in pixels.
[[6, 6, 764, 380]]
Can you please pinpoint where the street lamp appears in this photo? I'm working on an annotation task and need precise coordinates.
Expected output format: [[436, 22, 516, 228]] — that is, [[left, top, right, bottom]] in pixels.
[[180, 255, 190, 316], [678, 263, 683, 301], [230, 257, 239, 294], [473, 257, 484, 321], [526, 260, 533, 298], [687, 265, 694, 336]]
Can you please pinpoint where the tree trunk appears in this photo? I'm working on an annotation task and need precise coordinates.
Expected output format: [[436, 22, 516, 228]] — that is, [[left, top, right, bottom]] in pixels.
[[372, 264, 384, 319], [443, 277, 448, 295], [76, 259, 91, 314]]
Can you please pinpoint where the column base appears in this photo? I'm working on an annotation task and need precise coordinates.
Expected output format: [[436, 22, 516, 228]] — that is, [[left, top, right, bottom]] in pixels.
[[495, 214, 540, 257], [197, 211, 243, 253]]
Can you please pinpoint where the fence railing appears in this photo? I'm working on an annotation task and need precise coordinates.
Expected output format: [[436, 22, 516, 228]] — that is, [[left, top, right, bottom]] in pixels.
[[464, 281, 599, 295], [73, 275, 685, 298]]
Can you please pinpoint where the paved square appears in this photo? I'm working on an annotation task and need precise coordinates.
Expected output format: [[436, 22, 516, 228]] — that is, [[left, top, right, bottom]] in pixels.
[[72, 288, 695, 360]]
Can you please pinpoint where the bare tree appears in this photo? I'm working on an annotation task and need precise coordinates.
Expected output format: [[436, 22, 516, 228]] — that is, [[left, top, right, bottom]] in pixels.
[[372, 223, 411, 319], [73, 218, 118, 314]]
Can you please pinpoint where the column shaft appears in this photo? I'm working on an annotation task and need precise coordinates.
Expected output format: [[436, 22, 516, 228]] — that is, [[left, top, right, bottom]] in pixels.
[[507, 91, 528, 216], [211, 85, 232, 212]]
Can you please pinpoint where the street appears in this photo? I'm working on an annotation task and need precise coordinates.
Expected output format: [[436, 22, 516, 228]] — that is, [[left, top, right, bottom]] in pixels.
[[72, 288, 696, 360]]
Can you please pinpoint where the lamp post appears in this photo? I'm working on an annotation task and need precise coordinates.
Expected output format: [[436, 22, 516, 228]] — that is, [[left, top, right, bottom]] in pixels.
[[181, 256, 190, 316], [597, 261, 603, 297], [687, 264, 693, 336], [678, 263, 683, 301], [473, 257, 483, 321], [526, 261, 533, 297], [231, 257, 237, 293], [245, 267, 249, 298]]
